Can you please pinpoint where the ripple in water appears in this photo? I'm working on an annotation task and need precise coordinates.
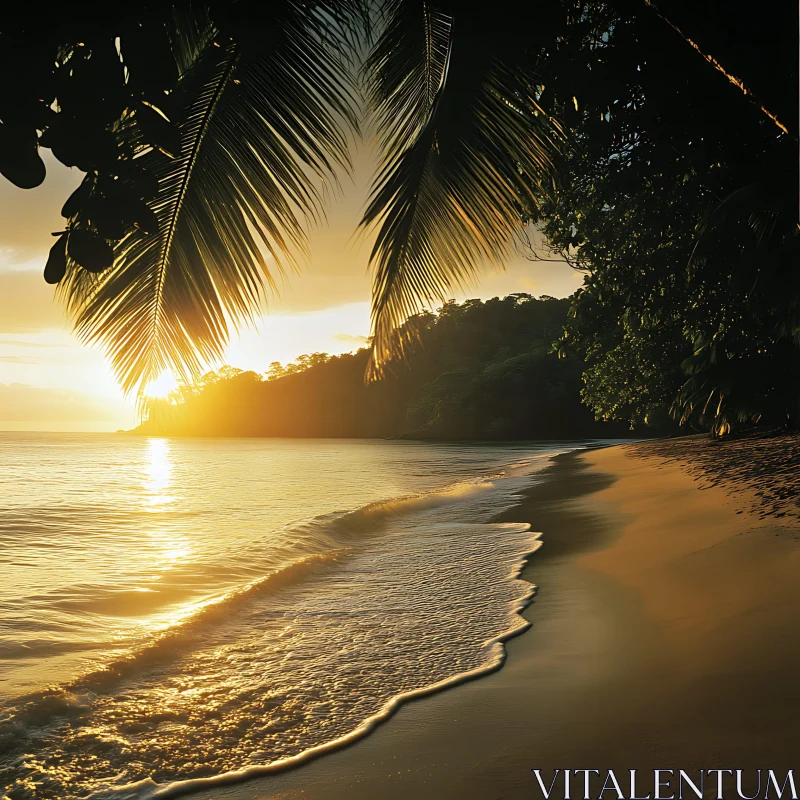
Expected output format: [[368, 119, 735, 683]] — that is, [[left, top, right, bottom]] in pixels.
[[0, 436, 579, 800]]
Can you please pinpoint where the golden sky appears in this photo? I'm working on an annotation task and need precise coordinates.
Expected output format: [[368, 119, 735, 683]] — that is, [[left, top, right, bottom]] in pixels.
[[0, 148, 582, 431]]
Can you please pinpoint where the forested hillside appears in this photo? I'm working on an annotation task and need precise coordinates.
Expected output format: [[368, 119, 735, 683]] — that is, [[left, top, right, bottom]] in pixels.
[[135, 295, 628, 439]]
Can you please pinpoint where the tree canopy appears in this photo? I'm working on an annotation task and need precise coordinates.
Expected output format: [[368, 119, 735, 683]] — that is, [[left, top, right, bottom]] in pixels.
[[1, 0, 796, 437], [525, 0, 798, 434], [136, 295, 625, 439], [1, 1, 565, 391]]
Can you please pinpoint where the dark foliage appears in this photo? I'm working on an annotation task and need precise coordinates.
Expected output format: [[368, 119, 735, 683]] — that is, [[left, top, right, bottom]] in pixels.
[[526, 0, 799, 435], [136, 295, 625, 439], [2, 1, 797, 438], [1, 3, 361, 392]]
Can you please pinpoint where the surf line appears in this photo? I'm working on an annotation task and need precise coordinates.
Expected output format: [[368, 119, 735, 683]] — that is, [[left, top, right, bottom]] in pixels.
[[531, 769, 798, 800]]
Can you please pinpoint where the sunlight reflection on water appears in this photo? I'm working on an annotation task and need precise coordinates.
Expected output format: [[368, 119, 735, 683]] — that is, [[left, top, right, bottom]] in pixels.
[[142, 437, 176, 509], [0, 433, 590, 800]]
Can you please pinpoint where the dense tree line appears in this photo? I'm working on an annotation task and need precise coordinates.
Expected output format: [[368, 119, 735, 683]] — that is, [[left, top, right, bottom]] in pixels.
[[2, 2, 796, 438], [137, 296, 628, 439]]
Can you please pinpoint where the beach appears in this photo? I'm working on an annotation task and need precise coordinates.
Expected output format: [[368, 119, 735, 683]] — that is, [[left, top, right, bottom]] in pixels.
[[193, 436, 800, 800]]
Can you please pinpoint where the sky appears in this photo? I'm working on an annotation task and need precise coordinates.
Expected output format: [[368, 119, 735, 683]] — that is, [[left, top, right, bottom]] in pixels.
[[0, 147, 583, 431]]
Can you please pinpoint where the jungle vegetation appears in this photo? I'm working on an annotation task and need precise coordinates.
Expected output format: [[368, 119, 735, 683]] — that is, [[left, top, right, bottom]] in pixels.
[[137, 295, 628, 439], [1, 0, 796, 437], [527, 0, 799, 434]]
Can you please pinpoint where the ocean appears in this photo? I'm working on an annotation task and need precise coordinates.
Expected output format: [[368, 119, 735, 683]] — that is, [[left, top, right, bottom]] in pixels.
[[0, 433, 588, 799]]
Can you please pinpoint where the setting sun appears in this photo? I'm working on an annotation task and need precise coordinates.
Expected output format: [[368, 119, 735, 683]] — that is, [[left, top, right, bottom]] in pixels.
[[144, 371, 179, 399]]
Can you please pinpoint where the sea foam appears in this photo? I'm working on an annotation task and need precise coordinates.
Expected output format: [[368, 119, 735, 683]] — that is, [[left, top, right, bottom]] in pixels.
[[1, 436, 576, 800]]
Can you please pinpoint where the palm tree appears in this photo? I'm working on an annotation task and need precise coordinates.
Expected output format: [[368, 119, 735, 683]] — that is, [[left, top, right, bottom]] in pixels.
[[2, 1, 565, 395], [358, 1, 565, 373], [3, 0, 790, 404], [47, 3, 365, 393]]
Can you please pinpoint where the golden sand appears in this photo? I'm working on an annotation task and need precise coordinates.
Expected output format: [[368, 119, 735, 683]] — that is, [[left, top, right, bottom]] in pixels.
[[195, 440, 800, 800]]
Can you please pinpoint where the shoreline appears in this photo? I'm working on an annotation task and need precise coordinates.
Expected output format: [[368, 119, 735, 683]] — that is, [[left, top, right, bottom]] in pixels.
[[89, 449, 569, 800], [188, 440, 800, 800]]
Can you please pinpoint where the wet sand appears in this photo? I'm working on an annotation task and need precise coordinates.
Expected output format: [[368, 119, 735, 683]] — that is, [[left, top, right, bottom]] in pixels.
[[193, 440, 800, 800]]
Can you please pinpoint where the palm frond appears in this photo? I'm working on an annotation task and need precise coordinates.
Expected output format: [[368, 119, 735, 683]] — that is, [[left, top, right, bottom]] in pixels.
[[58, 3, 362, 394], [361, 5, 564, 375], [364, 0, 451, 163], [692, 175, 795, 255]]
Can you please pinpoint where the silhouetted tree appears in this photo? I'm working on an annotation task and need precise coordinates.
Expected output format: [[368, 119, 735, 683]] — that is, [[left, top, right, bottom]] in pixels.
[[2, 2, 795, 436], [136, 295, 622, 439], [526, 1, 798, 434]]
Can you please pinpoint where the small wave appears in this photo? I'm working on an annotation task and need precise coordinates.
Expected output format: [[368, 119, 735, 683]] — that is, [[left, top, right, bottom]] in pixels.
[[2, 446, 571, 800], [4, 551, 348, 733], [5, 478, 500, 734], [83, 529, 541, 800], [288, 478, 498, 542]]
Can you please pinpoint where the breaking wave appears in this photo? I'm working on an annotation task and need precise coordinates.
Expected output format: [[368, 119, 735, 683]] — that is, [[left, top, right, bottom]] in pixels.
[[0, 437, 579, 800]]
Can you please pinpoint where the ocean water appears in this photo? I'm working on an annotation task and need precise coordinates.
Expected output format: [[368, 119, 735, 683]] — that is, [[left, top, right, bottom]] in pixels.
[[0, 433, 585, 800]]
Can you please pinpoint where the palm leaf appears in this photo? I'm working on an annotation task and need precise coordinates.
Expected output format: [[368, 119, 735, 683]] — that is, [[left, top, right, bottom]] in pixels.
[[364, 0, 451, 164], [58, 3, 362, 394], [361, 4, 564, 375]]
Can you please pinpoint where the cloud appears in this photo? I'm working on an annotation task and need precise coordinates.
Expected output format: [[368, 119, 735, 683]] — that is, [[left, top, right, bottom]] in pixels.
[[0, 269, 67, 333], [0, 339, 68, 348], [0, 154, 82, 337], [331, 333, 369, 345], [0, 382, 132, 429], [0, 152, 82, 264], [0, 144, 580, 329]]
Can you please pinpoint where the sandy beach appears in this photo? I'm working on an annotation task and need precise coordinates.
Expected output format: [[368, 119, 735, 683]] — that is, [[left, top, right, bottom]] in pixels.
[[186, 437, 800, 800]]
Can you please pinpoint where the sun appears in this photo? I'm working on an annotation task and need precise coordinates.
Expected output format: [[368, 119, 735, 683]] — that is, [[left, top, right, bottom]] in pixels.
[[144, 370, 179, 399]]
